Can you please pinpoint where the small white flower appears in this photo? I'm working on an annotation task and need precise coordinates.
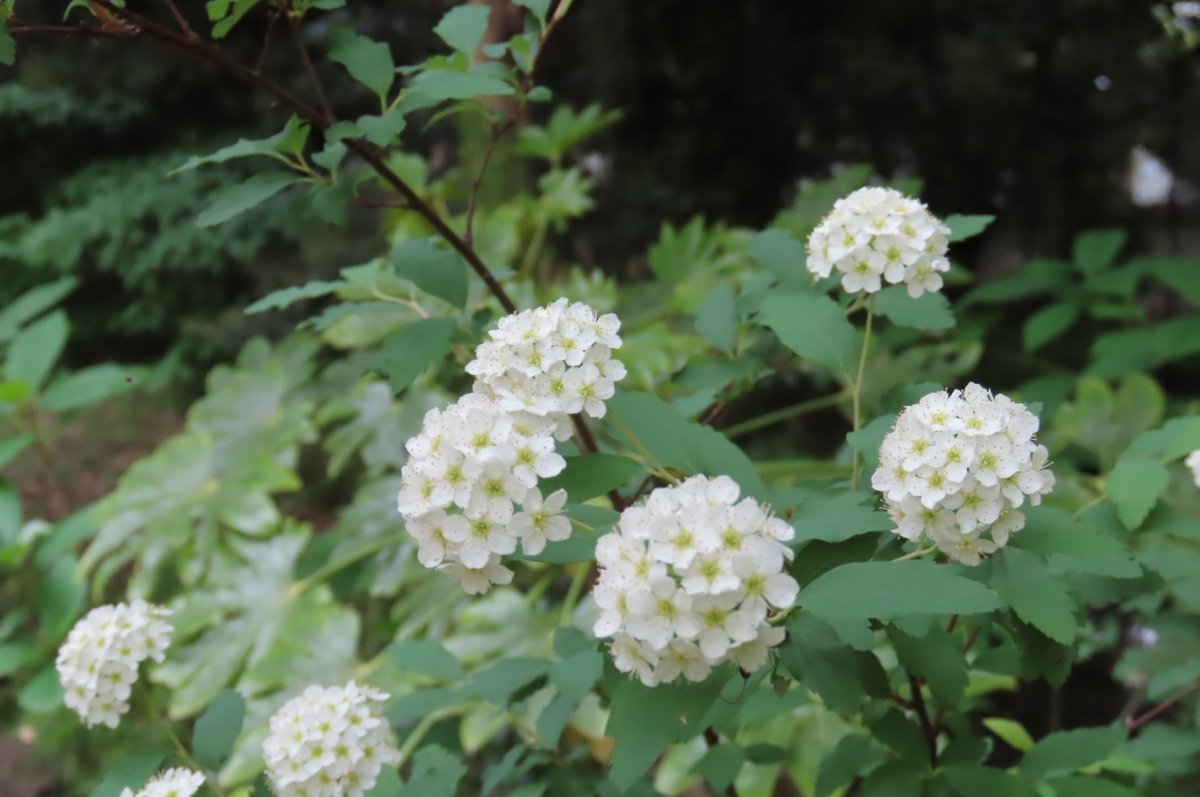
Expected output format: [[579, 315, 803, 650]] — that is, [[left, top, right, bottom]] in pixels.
[[56, 601, 172, 728], [509, 488, 571, 555], [807, 187, 952, 297], [873, 383, 1054, 564], [1187, 449, 1200, 487], [121, 769, 205, 797], [263, 682, 399, 797]]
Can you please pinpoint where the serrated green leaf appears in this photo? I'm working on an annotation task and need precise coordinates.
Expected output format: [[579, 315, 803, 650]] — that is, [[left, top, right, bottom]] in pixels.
[[173, 117, 308, 173], [539, 453, 642, 504], [691, 743, 744, 793], [536, 690, 579, 748], [197, 171, 304, 227], [404, 70, 515, 103], [607, 391, 765, 499], [389, 238, 469, 308], [1050, 776, 1137, 797], [1088, 315, 1200, 378], [941, 763, 1038, 797], [1023, 300, 1081, 351], [874, 285, 955, 330], [514, 0, 551, 24], [748, 228, 807, 284], [695, 283, 738, 353], [328, 24, 395, 101], [798, 560, 1003, 619], [463, 657, 549, 704], [1012, 506, 1140, 579], [434, 4, 490, 53], [945, 214, 995, 243], [208, 0, 260, 38], [982, 716, 1035, 751], [846, 413, 896, 473], [781, 613, 882, 711], [0, 642, 39, 678], [193, 690, 246, 770], [245, 280, 343, 315], [376, 317, 456, 392], [1018, 725, 1124, 780], [961, 259, 1072, 306], [1107, 455, 1169, 530], [789, 491, 891, 543], [988, 547, 1077, 644], [41, 364, 135, 413], [397, 745, 466, 797], [759, 292, 858, 379], [6, 310, 68, 393], [815, 734, 887, 797], [354, 108, 408, 147], [1072, 229, 1127, 275], [87, 746, 170, 797], [388, 638, 464, 681], [890, 626, 968, 705]]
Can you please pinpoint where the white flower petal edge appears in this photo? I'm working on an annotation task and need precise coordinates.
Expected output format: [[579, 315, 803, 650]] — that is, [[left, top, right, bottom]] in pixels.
[[872, 382, 1056, 564], [1186, 449, 1200, 487], [263, 681, 399, 797], [56, 601, 173, 728], [592, 475, 798, 687], [806, 186, 951, 298], [120, 768, 205, 797]]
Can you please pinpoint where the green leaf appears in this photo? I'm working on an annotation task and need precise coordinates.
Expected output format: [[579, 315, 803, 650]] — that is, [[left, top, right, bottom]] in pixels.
[[962, 259, 1072, 306], [607, 391, 765, 498], [781, 613, 884, 711], [874, 285, 955, 330], [944, 214, 994, 243], [941, 763, 1038, 797], [549, 647, 603, 698], [18, 666, 64, 714], [404, 70, 515, 103], [1132, 255, 1200, 305], [397, 745, 466, 797], [514, 0, 551, 24], [691, 743, 745, 793], [389, 238, 469, 308], [1018, 725, 1124, 780], [88, 745, 170, 797], [982, 717, 1035, 751], [37, 556, 84, 639], [1106, 455, 1170, 530], [0, 19, 15, 66], [376, 318, 456, 392], [207, 0, 261, 38], [0, 434, 33, 469], [6, 310, 69, 393], [1023, 301, 1081, 351], [245, 280, 343, 314], [539, 454, 642, 504], [789, 491, 891, 543], [815, 734, 887, 797], [1049, 776, 1138, 797], [1088, 315, 1200, 378], [695, 283, 738, 353], [759, 292, 858, 379], [889, 626, 968, 705], [388, 639, 464, 681], [434, 4, 490, 53], [846, 413, 896, 474], [536, 691, 579, 748], [606, 667, 733, 790], [197, 171, 304, 227], [1072, 229, 1127, 275], [798, 560, 1003, 619], [463, 657, 549, 704], [748, 229, 807, 284], [354, 108, 408, 147], [173, 116, 309, 173], [328, 24, 394, 101], [1013, 506, 1139, 579], [988, 548, 1077, 645], [192, 690, 246, 770], [0, 278, 76, 343], [42, 364, 135, 413], [0, 642, 39, 678]]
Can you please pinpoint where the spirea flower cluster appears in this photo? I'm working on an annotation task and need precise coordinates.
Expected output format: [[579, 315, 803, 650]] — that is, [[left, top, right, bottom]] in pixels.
[[1187, 450, 1200, 487], [399, 300, 624, 594], [806, 186, 951, 298], [56, 601, 173, 728], [592, 475, 798, 687], [467, 298, 625, 423], [263, 681, 399, 797], [872, 383, 1056, 565], [119, 769, 205, 797]]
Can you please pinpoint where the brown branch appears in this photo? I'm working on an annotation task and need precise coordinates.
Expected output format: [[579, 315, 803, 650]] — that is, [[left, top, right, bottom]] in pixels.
[[962, 625, 982, 654], [256, 4, 282, 75], [157, 0, 196, 39], [907, 674, 938, 767], [353, 195, 411, 210], [288, 12, 333, 124], [1125, 681, 1200, 732], [9, 22, 132, 38]]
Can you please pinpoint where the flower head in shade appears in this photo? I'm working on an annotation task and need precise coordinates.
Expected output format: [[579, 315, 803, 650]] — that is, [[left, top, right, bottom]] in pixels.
[[262, 681, 399, 797], [872, 383, 1056, 564], [56, 601, 173, 728], [806, 186, 952, 298], [119, 769, 205, 797], [592, 475, 797, 686], [1186, 449, 1200, 487]]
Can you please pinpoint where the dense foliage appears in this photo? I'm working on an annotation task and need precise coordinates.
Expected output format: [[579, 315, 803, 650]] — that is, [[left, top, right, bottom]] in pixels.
[[2, 2, 1200, 797]]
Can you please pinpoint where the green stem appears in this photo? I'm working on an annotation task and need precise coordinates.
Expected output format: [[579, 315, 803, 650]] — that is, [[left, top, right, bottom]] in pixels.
[[559, 563, 592, 626], [146, 690, 229, 797], [524, 570, 557, 606], [520, 215, 549, 279], [607, 410, 677, 483], [722, 391, 849, 439], [291, 531, 411, 596], [398, 708, 462, 762], [850, 297, 876, 491], [1072, 493, 1107, 518], [893, 545, 938, 562]]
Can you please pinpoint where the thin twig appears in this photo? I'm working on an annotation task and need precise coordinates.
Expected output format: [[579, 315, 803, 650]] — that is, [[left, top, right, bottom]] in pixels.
[[465, 122, 511, 244], [907, 674, 938, 767], [1125, 681, 1200, 732], [288, 12, 333, 123], [353, 195, 411, 209], [256, 4, 283, 75], [962, 625, 982, 654], [157, 0, 196, 38], [9, 22, 131, 38], [721, 391, 848, 439]]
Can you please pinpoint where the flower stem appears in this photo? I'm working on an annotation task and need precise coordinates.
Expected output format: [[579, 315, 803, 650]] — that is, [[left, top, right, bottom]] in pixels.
[[722, 391, 849, 439], [850, 296, 876, 491], [559, 563, 592, 626], [893, 545, 937, 562], [291, 531, 411, 597]]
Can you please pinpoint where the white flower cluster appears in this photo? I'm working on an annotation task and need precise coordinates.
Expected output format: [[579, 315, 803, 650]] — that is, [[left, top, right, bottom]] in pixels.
[[263, 681, 399, 797], [398, 393, 571, 594], [1186, 450, 1200, 487], [467, 298, 625, 423], [399, 300, 624, 594], [592, 475, 798, 687], [119, 769, 205, 797], [806, 186, 952, 298], [56, 601, 173, 728], [872, 383, 1056, 565]]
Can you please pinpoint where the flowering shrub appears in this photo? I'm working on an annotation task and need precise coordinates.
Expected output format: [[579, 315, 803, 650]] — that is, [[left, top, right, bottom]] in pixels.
[[3, 3, 1200, 797]]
